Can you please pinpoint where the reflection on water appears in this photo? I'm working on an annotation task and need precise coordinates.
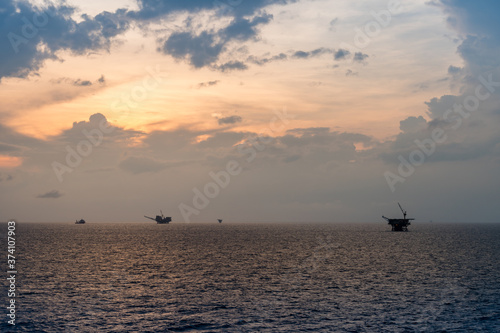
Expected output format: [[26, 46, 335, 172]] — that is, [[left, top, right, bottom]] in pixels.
[[2, 222, 499, 332]]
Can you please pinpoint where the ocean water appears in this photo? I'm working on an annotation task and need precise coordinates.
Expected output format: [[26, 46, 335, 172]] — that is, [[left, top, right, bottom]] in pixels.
[[2, 222, 499, 332]]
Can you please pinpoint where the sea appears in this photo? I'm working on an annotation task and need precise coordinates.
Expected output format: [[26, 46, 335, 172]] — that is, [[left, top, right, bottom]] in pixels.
[[1, 222, 499, 332]]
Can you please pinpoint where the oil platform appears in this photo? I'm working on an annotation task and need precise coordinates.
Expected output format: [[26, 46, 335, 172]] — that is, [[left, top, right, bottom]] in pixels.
[[382, 203, 414, 231], [144, 211, 171, 224]]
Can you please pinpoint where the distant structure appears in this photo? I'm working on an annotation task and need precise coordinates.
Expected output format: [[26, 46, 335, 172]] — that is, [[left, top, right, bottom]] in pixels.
[[144, 211, 171, 224], [382, 203, 414, 231], [217, 219, 223, 224], [75, 219, 85, 224]]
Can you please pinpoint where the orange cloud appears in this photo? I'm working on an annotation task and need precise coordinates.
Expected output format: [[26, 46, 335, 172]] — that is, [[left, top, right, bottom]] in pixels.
[[0, 156, 22, 168]]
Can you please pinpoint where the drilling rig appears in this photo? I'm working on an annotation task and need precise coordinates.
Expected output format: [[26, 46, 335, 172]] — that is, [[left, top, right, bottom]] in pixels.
[[382, 203, 414, 231], [144, 210, 172, 224]]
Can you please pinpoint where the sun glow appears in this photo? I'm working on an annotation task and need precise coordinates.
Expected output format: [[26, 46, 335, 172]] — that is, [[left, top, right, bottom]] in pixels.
[[0, 156, 22, 168]]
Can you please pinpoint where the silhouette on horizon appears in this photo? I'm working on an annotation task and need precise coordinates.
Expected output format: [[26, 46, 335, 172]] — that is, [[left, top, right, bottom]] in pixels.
[[382, 203, 414, 231], [217, 219, 223, 224], [75, 219, 85, 224], [144, 211, 172, 224]]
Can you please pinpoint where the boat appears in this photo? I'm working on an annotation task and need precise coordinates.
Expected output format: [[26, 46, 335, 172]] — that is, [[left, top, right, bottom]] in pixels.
[[382, 203, 414, 231], [144, 211, 171, 224], [217, 219, 223, 224], [75, 219, 85, 224]]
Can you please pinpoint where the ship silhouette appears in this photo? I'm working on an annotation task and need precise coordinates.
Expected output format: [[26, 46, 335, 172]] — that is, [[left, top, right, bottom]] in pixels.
[[75, 219, 85, 224], [382, 203, 414, 231], [144, 211, 171, 224], [217, 219, 223, 224]]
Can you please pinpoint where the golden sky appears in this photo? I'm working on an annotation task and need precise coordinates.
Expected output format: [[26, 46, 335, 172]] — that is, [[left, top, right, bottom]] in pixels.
[[1, 0, 499, 223]]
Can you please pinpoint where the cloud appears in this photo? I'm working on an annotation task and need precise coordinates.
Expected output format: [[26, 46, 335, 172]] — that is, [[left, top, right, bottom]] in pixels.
[[197, 80, 220, 88], [334, 48, 350, 60], [51, 76, 104, 87], [353, 52, 369, 63], [118, 156, 169, 174], [448, 65, 463, 75], [329, 18, 339, 32], [73, 79, 92, 87], [159, 13, 273, 70], [0, 173, 13, 182], [37, 190, 63, 199], [249, 47, 333, 66], [247, 53, 287, 65], [0, 143, 21, 153], [217, 115, 243, 125], [214, 61, 248, 72], [345, 69, 358, 76], [0, 1, 129, 81], [56, 113, 134, 144], [425, 94, 460, 119], [437, 0, 500, 39], [379, 0, 500, 171], [128, 0, 296, 20], [293, 48, 333, 59], [400, 116, 428, 133], [0, 0, 312, 78], [162, 31, 224, 68]]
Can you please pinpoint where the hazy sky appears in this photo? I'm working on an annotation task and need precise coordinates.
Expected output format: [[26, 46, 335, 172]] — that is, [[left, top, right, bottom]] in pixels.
[[1, 0, 499, 223]]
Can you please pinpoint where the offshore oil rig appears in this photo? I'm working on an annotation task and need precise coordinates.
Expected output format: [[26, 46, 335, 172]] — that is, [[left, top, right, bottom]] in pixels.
[[144, 211, 172, 224], [382, 203, 414, 231]]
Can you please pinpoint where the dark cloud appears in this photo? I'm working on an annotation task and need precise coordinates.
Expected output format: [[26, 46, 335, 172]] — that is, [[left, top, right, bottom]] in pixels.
[[400, 116, 427, 133], [333, 48, 350, 60], [73, 79, 92, 87], [381, 0, 500, 174], [197, 80, 220, 88], [293, 48, 333, 59], [0, 1, 128, 81], [128, 0, 296, 20], [50, 75, 104, 87], [0, 143, 20, 153], [448, 65, 462, 75], [160, 14, 272, 69], [436, 0, 500, 75], [218, 115, 243, 125], [129, 2, 296, 70], [438, 0, 500, 40], [353, 52, 369, 63], [425, 94, 460, 119], [162, 31, 224, 68], [37, 190, 63, 199], [214, 61, 248, 72], [0, 0, 305, 78], [221, 13, 273, 42], [247, 53, 287, 65], [56, 113, 142, 146]]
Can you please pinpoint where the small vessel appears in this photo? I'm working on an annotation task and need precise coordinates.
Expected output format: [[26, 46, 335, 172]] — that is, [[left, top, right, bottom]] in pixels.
[[75, 219, 86, 224], [217, 219, 223, 224], [382, 203, 414, 231], [144, 211, 171, 224]]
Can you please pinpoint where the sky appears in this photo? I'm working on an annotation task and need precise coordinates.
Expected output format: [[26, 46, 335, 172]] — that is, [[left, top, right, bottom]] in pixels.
[[0, 0, 499, 223]]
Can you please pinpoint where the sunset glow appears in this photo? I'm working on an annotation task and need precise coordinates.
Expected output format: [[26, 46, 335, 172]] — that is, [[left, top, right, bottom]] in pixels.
[[1, 0, 499, 223]]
